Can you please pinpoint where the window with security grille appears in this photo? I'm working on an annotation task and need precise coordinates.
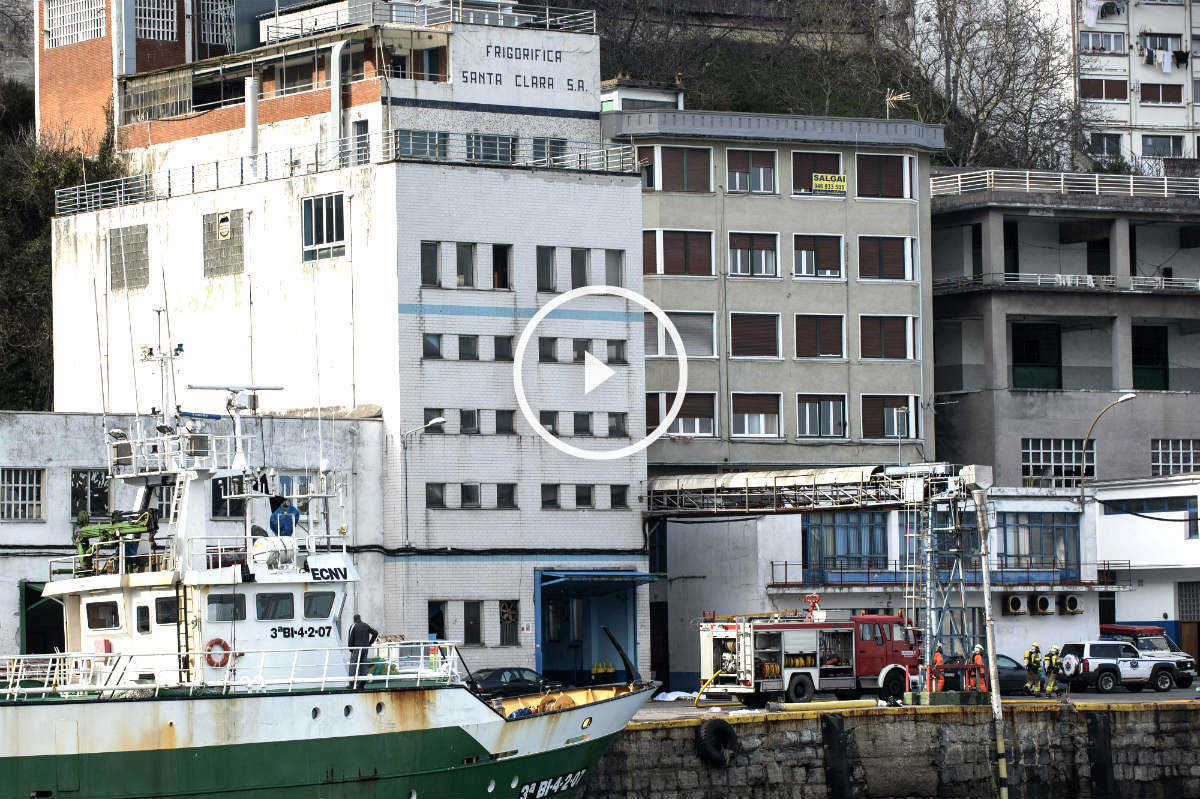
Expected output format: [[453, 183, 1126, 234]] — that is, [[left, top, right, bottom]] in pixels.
[[1152, 439, 1200, 476], [1, 468, 44, 520], [70, 469, 109, 520], [499, 600, 519, 645], [45, 0, 105, 47], [301, 193, 345, 262], [108, 225, 150, 291], [203, 210, 243, 277], [466, 134, 516, 163], [135, 0, 176, 40], [393, 129, 448, 159], [1021, 438, 1094, 488], [198, 0, 234, 46], [1179, 582, 1200, 622]]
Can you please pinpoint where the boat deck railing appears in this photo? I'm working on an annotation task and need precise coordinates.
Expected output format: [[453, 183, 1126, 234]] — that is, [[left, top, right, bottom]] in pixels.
[[49, 549, 175, 582], [1, 642, 462, 701], [109, 432, 255, 477]]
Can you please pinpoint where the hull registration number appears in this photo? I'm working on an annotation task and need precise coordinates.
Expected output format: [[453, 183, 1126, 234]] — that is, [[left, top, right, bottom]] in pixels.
[[519, 769, 587, 798], [269, 626, 333, 639]]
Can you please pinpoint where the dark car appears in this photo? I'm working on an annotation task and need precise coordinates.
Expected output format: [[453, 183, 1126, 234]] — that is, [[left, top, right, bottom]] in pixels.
[[934, 653, 1026, 694], [470, 667, 565, 699]]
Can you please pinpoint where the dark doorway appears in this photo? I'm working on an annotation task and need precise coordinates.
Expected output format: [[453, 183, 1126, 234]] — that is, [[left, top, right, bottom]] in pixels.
[[1132, 325, 1169, 390], [20, 581, 64, 654], [1098, 591, 1115, 626], [1086, 239, 1111, 275], [1011, 322, 1062, 389], [650, 601, 669, 687]]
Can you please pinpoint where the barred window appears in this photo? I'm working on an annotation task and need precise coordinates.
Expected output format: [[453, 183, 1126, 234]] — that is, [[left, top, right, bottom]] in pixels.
[[1021, 438, 1094, 488], [1152, 439, 1200, 476], [466, 134, 517, 163], [135, 0, 176, 41], [198, 0, 234, 46], [499, 599, 519, 645], [393, 130, 449, 159], [1, 468, 44, 520], [45, 0, 105, 47], [109, 225, 150, 291]]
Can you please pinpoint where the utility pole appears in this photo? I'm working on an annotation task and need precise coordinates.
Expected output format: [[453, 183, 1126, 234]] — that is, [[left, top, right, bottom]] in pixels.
[[972, 487, 1008, 799]]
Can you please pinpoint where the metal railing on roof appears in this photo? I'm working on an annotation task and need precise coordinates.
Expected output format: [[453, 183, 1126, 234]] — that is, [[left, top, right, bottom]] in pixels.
[[768, 559, 1134, 590], [54, 129, 635, 215], [932, 271, 1200, 295], [263, 0, 596, 42], [931, 169, 1200, 199]]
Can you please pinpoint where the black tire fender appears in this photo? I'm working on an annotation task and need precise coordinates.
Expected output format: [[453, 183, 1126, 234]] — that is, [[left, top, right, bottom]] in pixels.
[[1096, 669, 1118, 693], [696, 719, 738, 768], [786, 673, 815, 703], [1177, 673, 1193, 689], [1152, 668, 1174, 693]]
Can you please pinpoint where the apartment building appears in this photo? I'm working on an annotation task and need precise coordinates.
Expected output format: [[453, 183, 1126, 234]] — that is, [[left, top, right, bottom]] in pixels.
[[931, 169, 1200, 487], [39, 1, 651, 682], [602, 84, 945, 477], [1075, 0, 1200, 161]]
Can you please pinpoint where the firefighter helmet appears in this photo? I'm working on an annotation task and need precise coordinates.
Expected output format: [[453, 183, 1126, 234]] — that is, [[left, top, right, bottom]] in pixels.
[[1031, 642, 1040, 649], [974, 644, 984, 653]]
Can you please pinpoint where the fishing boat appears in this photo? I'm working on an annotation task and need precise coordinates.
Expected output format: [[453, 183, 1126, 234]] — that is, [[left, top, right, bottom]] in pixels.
[[0, 372, 656, 798]]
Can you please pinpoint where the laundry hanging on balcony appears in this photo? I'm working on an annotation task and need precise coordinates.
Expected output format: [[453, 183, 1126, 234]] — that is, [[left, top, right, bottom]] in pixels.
[[1082, 0, 1102, 27]]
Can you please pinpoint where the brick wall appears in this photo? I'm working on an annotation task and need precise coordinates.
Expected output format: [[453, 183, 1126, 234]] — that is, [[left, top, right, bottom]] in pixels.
[[118, 88, 332, 149], [134, 0, 186, 72], [38, 0, 114, 152]]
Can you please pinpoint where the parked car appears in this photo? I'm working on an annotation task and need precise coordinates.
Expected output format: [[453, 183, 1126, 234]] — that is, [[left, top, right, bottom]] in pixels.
[[1059, 641, 1179, 693], [1099, 624, 1195, 688], [936, 653, 1026, 694], [470, 667, 566, 699]]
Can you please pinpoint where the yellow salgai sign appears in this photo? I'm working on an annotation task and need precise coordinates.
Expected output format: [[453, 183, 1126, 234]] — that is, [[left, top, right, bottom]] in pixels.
[[812, 173, 847, 197]]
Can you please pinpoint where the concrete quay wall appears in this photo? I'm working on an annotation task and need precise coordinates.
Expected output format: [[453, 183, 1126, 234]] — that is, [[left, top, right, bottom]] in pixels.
[[584, 703, 1200, 799]]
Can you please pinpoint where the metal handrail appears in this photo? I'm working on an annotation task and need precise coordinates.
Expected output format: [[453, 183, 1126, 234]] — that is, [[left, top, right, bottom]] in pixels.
[[931, 169, 1200, 199], [56, 129, 635, 215], [108, 433, 253, 476], [933, 271, 1200, 294], [1, 642, 463, 700], [768, 559, 1133, 588]]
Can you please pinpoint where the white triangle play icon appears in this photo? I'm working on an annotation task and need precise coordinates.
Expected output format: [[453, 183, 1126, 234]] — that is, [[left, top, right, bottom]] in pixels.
[[583, 351, 615, 394]]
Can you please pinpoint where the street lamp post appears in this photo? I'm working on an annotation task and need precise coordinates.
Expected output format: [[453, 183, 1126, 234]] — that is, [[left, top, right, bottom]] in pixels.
[[1078, 393, 1136, 508], [401, 417, 445, 548]]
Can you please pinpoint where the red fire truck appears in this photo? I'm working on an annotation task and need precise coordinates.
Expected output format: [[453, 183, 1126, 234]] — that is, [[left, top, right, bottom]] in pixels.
[[699, 598, 919, 707]]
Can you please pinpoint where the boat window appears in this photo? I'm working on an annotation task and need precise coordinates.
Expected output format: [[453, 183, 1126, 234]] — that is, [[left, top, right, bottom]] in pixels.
[[86, 601, 120, 630], [207, 593, 246, 622], [155, 596, 178, 625], [304, 591, 335, 619], [256, 592, 294, 621], [136, 605, 151, 634]]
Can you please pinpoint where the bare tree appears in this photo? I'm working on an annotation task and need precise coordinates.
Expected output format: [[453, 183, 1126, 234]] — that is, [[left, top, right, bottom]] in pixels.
[[0, 0, 33, 67]]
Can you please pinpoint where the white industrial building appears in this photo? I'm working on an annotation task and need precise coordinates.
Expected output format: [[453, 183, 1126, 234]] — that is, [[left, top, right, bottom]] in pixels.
[[38, 3, 651, 682]]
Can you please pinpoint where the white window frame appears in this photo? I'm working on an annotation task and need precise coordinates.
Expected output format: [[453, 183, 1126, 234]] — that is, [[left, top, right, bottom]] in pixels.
[[645, 310, 717, 359], [856, 314, 919, 360], [790, 150, 844, 198], [854, 234, 920, 282], [198, 0, 234, 46], [730, 392, 783, 439], [791, 233, 845, 280], [728, 231, 779, 278], [860, 395, 919, 440], [45, 0, 105, 47], [644, 228, 717, 278], [1140, 33, 1183, 53], [793, 313, 846, 360], [726, 147, 777, 194], [1152, 439, 1200, 476], [1020, 438, 1095, 488], [796, 394, 848, 439], [652, 391, 718, 438], [656, 145, 714, 193], [1090, 132, 1123, 158], [135, 0, 176, 41], [854, 153, 918, 202], [1079, 31, 1123, 53], [728, 311, 782, 360], [1, 468, 44, 521], [301, 192, 346, 262], [1142, 134, 1184, 159]]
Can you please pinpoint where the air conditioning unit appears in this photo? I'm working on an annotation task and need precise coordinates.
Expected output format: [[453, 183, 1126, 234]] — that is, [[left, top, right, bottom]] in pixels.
[[1032, 594, 1055, 615], [1059, 594, 1084, 615], [1003, 594, 1027, 615]]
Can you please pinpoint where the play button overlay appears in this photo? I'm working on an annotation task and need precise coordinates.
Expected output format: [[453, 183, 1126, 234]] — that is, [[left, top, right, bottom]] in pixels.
[[583, 351, 614, 394], [513, 285, 689, 461]]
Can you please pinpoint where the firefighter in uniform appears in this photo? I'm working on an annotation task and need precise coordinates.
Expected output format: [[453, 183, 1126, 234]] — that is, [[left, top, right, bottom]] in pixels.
[[927, 641, 945, 692], [1024, 642, 1043, 695], [1043, 645, 1062, 695], [969, 644, 989, 692]]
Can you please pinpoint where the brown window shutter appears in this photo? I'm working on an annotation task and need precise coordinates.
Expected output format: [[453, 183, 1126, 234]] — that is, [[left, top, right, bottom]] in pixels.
[[880, 237, 906, 278], [879, 156, 904, 198], [637, 146, 654, 167], [882, 317, 908, 358], [643, 230, 657, 274], [685, 232, 711, 275], [883, 396, 909, 410], [860, 317, 883, 358], [731, 313, 777, 357], [662, 231, 686, 274], [815, 236, 840, 272], [727, 149, 749, 172], [818, 316, 843, 356], [729, 233, 753, 251], [732, 393, 778, 414], [751, 151, 774, 170], [756, 235, 776, 254], [1141, 84, 1160, 103], [668, 392, 715, 418], [1162, 84, 1182, 103], [815, 153, 840, 175], [795, 315, 818, 357], [859, 237, 881, 279], [645, 393, 661, 431], [857, 154, 881, 196], [792, 153, 815, 192], [661, 147, 685, 191], [861, 395, 885, 438], [1105, 79, 1127, 100], [1079, 79, 1102, 99], [685, 148, 710, 192], [794, 234, 815, 253]]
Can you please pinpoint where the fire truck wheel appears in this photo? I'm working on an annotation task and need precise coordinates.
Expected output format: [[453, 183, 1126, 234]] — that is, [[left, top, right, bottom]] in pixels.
[[786, 674, 814, 703], [737, 692, 770, 709], [880, 669, 906, 701], [696, 719, 738, 768]]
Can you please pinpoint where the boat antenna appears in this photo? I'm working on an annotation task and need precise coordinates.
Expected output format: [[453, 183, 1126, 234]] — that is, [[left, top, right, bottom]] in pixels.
[[308, 263, 326, 529], [142, 308, 182, 431]]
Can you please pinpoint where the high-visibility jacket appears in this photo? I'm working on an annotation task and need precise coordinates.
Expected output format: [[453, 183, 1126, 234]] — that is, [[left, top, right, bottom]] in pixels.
[[1024, 649, 1042, 671], [1043, 653, 1061, 675]]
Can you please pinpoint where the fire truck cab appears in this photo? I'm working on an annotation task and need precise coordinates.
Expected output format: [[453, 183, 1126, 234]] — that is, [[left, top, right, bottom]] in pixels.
[[700, 605, 919, 706]]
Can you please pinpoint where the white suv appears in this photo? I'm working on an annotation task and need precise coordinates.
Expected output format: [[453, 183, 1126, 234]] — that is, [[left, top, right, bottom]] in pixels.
[[1059, 641, 1178, 693]]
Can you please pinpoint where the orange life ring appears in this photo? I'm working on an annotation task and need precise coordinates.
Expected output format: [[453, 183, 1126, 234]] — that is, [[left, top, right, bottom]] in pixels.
[[205, 637, 232, 668]]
